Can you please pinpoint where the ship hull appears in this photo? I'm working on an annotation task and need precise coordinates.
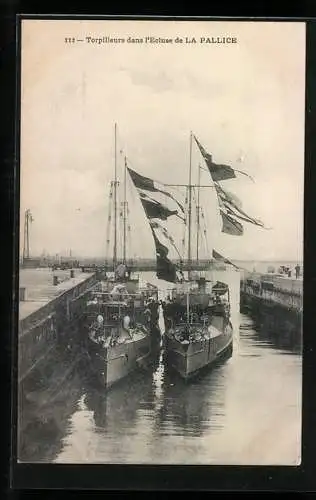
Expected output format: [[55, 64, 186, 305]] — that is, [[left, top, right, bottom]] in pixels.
[[87, 332, 151, 389], [164, 320, 233, 380]]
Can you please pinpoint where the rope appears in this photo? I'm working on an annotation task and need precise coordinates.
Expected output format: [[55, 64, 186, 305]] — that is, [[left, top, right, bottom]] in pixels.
[[181, 188, 188, 257], [105, 183, 113, 265], [201, 207, 210, 257]]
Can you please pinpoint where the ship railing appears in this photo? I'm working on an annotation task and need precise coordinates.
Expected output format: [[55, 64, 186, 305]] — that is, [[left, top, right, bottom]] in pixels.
[[166, 287, 229, 297], [174, 320, 208, 328], [87, 303, 145, 315], [90, 321, 121, 330], [104, 273, 140, 282], [87, 292, 158, 307], [88, 290, 156, 297], [130, 272, 140, 281], [89, 320, 144, 340], [138, 289, 159, 299], [87, 307, 148, 323]]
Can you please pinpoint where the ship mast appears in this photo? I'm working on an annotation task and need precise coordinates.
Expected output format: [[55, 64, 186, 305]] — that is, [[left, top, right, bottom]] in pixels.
[[113, 122, 118, 271], [187, 131, 193, 280], [123, 155, 127, 265], [196, 163, 201, 264]]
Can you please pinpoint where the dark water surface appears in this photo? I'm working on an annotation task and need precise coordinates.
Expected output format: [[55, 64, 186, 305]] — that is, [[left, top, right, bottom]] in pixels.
[[19, 309, 302, 465]]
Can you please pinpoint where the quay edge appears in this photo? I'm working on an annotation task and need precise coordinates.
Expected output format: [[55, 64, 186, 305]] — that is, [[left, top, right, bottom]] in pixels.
[[18, 270, 100, 384], [240, 272, 303, 339], [17, 268, 102, 460]]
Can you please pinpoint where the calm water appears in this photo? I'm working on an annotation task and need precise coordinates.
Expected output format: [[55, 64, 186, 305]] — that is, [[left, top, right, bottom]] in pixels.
[[19, 273, 302, 466]]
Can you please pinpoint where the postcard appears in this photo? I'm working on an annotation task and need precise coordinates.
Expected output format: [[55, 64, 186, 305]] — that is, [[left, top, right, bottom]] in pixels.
[[16, 18, 304, 469]]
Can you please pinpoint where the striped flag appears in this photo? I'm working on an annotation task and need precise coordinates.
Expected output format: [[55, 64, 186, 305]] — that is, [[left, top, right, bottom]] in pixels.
[[220, 210, 244, 236], [150, 228, 177, 282], [194, 135, 254, 182], [128, 167, 184, 214], [128, 166, 183, 282], [215, 183, 267, 234]]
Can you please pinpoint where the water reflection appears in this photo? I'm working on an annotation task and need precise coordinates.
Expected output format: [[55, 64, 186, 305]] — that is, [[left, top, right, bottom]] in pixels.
[[152, 351, 228, 438], [84, 369, 155, 432], [19, 368, 83, 463], [242, 311, 302, 355], [19, 310, 302, 465], [82, 341, 230, 442]]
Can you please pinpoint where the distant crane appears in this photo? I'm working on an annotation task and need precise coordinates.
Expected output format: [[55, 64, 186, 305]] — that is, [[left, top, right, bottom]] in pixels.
[[22, 209, 34, 262]]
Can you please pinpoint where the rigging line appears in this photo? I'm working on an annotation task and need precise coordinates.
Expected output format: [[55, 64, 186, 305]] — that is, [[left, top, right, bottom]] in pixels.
[[123, 155, 127, 264], [201, 208, 210, 257], [191, 184, 197, 203], [203, 229, 208, 260], [124, 198, 130, 264], [116, 127, 127, 162], [181, 186, 188, 258], [127, 221, 132, 266], [113, 123, 118, 271], [105, 182, 113, 266], [119, 208, 124, 263], [191, 184, 202, 261], [196, 164, 202, 263], [187, 129, 193, 278], [181, 229, 186, 254], [164, 184, 217, 188], [117, 193, 122, 263], [125, 190, 133, 265], [191, 184, 197, 227], [117, 168, 126, 264]]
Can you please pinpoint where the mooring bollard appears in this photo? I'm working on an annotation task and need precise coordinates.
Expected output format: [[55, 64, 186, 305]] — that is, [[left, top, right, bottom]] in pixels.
[[53, 275, 58, 286], [19, 287, 26, 301], [70, 269, 75, 278]]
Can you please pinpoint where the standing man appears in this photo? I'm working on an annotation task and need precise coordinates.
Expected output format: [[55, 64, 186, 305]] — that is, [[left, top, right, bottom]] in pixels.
[[115, 263, 127, 282], [295, 264, 300, 279]]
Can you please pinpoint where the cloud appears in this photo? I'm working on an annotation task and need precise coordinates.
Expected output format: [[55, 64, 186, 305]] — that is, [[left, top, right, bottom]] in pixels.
[[124, 67, 174, 93]]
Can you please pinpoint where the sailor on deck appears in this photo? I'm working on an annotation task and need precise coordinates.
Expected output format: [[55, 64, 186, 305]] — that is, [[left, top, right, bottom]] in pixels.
[[115, 263, 127, 281], [143, 304, 152, 324], [123, 315, 131, 329]]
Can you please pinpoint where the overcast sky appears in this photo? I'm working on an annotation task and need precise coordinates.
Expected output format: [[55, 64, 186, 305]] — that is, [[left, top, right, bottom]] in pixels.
[[20, 20, 305, 262]]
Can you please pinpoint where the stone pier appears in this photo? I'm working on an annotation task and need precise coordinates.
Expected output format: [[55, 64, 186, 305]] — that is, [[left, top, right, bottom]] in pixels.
[[240, 272, 303, 338], [18, 268, 98, 384]]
